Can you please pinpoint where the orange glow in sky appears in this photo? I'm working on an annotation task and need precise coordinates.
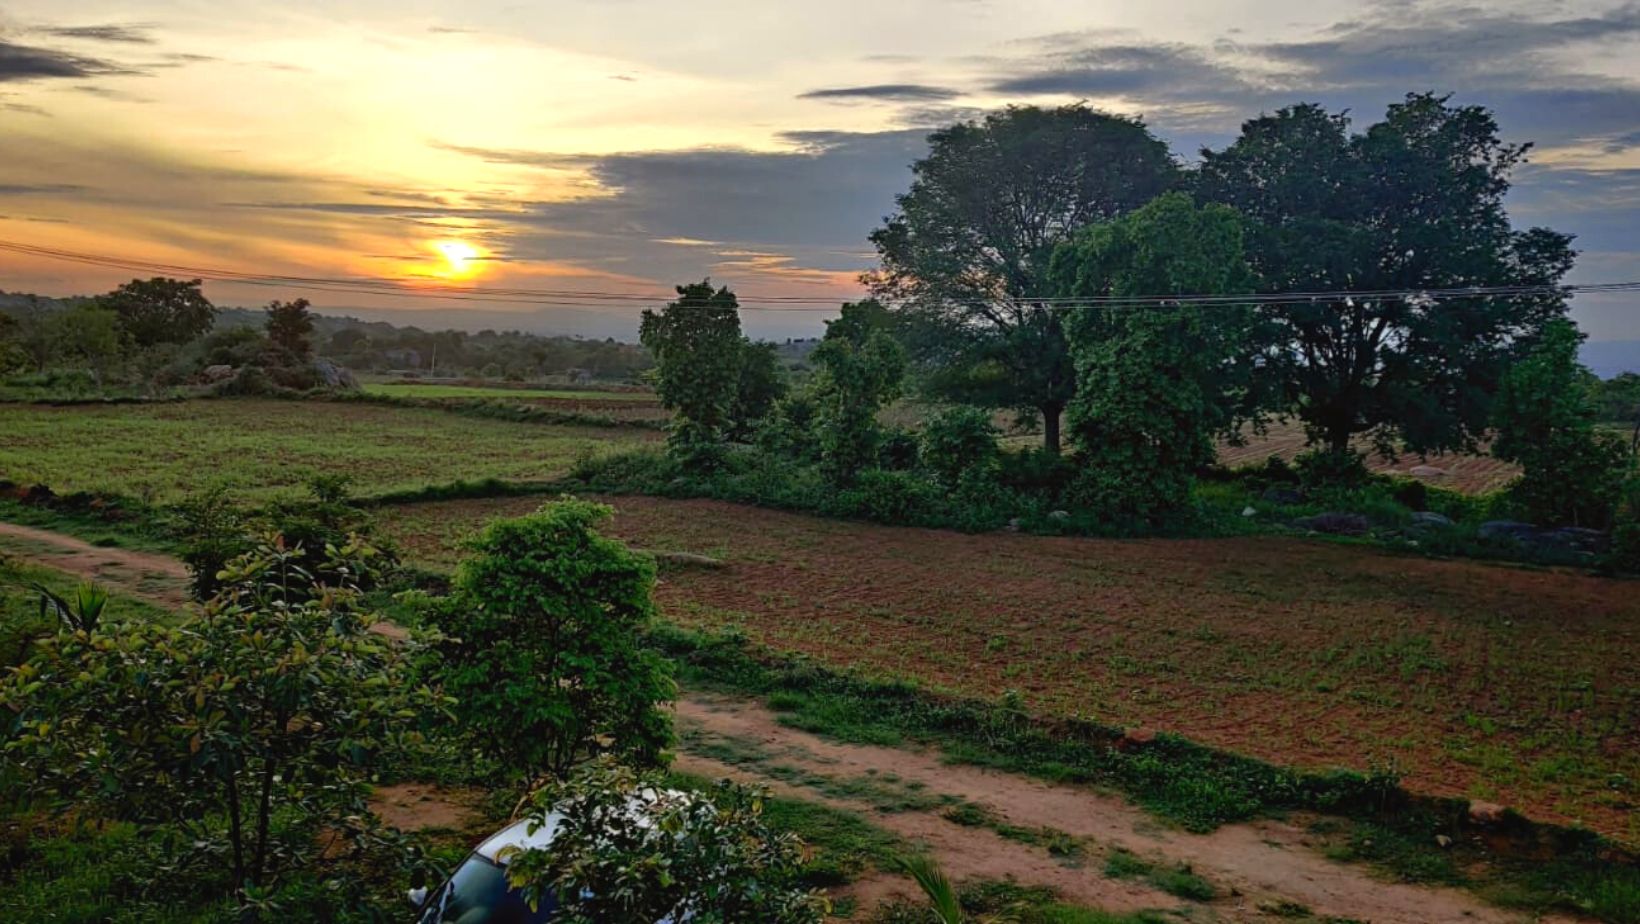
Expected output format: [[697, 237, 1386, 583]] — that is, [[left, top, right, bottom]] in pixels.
[[430, 240, 484, 280]]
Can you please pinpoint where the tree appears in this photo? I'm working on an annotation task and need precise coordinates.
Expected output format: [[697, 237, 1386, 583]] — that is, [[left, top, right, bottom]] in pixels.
[[730, 339, 786, 441], [639, 280, 745, 468], [1491, 319, 1632, 527], [811, 300, 907, 483], [869, 104, 1179, 453], [265, 298, 315, 361], [428, 500, 673, 781], [45, 303, 126, 382], [100, 277, 217, 348], [1194, 94, 1577, 466], [0, 537, 436, 900], [505, 760, 828, 924], [918, 406, 1000, 488], [1050, 192, 1263, 523]]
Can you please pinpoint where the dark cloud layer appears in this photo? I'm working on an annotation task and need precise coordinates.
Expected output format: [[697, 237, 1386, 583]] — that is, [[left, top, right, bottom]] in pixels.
[[0, 39, 122, 81], [799, 83, 959, 102], [42, 24, 156, 45]]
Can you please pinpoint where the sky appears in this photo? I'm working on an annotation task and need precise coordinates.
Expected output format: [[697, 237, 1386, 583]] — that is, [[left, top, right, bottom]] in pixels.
[[0, 0, 1636, 342]]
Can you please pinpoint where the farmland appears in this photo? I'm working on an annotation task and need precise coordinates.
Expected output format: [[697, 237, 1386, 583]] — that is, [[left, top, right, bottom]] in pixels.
[[377, 491, 1640, 844], [1217, 422, 1522, 494], [0, 399, 655, 502], [360, 382, 656, 401]]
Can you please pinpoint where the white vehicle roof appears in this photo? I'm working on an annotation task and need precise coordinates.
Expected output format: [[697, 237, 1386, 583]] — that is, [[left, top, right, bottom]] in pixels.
[[474, 815, 562, 864]]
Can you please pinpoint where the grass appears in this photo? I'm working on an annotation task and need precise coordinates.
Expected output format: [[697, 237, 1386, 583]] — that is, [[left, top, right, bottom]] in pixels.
[[0, 555, 172, 666], [1101, 849, 1216, 901], [0, 399, 649, 502], [361, 382, 656, 401]]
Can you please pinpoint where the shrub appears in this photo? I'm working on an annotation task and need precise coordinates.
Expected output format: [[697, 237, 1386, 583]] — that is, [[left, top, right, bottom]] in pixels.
[[919, 406, 1000, 487], [1294, 448, 1370, 491], [427, 500, 674, 781], [505, 760, 828, 924], [836, 469, 941, 525]]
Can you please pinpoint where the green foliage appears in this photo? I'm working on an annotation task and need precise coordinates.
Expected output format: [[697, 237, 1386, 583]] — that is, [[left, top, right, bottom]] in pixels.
[[29, 579, 109, 633], [427, 500, 674, 780], [811, 300, 907, 483], [504, 759, 829, 924], [1052, 192, 1261, 524], [1195, 94, 1576, 458], [0, 537, 437, 902], [918, 406, 1000, 487], [1492, 319, 1633, 527], [731, 338, 787, 440], [869, 103, 1179, 453], [641, 280, 746, 469], [45, 303, 127, 382], [100, 278, 217, 349], [1590, 372, 1640, 425], [264, 298, 315, 361], [896, 854, 964, 923]]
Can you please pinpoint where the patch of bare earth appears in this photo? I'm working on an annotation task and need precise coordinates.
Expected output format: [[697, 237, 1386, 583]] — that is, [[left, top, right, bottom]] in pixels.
[[380, 494, 1640, 844], [0, 521, 190, 608], [677, 693, 1577, 924], [369, 783, 487, 835]]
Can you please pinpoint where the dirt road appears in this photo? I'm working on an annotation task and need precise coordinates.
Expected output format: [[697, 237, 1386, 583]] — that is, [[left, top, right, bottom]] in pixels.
[[0, 520, 190, 607]]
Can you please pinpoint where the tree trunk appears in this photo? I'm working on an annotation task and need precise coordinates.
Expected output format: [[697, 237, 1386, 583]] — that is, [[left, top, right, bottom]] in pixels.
[[1042, 404, 1062, 455]]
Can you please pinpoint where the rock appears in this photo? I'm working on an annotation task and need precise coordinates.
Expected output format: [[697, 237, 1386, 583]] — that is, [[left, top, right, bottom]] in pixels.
[[1241, 506, 1258, 518], [1478, 520, 1608, 555], [1408, 464, 1450, 479], [1291, 512, 1371, 536], [1543, 527, 1610, 554], [1410, 511, 1454, 529], [1479, 520, 1537, 542], [1435, 834, 1453, 848], [1468, 800, 1507, 825], [1004, 518, 1023, 532], [1260, 486, 1305, 505], [1047, 510, 1070, 521], [202, 363, 234, 383], [312, 358, 360, 391], [635, 549, 727, 569]]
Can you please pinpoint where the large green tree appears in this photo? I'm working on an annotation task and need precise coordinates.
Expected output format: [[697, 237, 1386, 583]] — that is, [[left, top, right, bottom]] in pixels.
[[265, 298, 315, 361], [1194, 93, 1576, 463], [1492, 319, 1632, 527], [640, 280, 745, 467], [869, 104, 1178, 453], [100, 277, 217, 348], [1050, 192, 1263, 522]]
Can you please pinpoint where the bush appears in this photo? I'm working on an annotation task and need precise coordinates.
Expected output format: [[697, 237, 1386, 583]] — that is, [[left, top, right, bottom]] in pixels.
[[836, 469, 942, 525], [919, 406, 999, 487], [1294, 448, 1370, 490], [427, 500, 674, 781]]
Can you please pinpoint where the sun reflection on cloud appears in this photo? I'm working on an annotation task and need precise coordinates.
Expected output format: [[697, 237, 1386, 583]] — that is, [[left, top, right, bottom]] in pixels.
[[429, 238, 484, 279]]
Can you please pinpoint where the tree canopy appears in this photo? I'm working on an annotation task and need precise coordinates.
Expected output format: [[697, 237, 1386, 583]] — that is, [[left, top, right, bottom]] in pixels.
[[869, 104, 1179, 453], [1194, 93, 1576, 461], [100, 277, 217, 348], [640, 280, 746, 467]]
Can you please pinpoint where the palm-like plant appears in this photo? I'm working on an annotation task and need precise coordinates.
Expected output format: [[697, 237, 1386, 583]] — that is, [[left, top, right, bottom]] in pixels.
[[897, 854, 964, 923], [32, 581, 109, 632]]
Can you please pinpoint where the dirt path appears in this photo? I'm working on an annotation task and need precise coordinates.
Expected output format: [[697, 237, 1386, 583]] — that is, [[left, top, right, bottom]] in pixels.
[[677, 693, 1579, 924], [0, 521, 190, 607]]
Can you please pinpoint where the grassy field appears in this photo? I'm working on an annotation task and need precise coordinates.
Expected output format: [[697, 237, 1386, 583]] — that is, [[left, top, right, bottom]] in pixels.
[[0, 399, 654, 502], [376, 493, 1640, 845], [361, 382, 656, 401], [1216, 422, 1520, 494]]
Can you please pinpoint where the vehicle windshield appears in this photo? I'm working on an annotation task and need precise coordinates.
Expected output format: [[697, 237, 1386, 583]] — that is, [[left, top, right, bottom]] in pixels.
[[419, 856, 557, 924]]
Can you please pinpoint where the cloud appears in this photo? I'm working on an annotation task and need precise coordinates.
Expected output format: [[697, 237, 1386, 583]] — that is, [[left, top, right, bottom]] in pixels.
[[799, 83, 960, 102], [41, 24, 156, 45], [0, 39, 124, 82], [0, 183, 87, 195]]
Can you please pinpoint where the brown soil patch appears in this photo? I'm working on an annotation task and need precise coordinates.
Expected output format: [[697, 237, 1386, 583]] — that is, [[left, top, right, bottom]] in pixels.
[[382, 494, 1640, 845], [0, 521, 190, 608], [369, 783, 486, 834], [678, 693, 1571, 924]]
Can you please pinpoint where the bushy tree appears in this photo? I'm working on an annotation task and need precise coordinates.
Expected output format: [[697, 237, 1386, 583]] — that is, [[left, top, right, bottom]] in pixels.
[[100, 277, 216, 348], [265, 298, 315, 361], [640, 280, 745, 468], [1050, 192, 1262, 523], [870, 104, 1179, 453], [505, 760, 828, 924], [45, 303, 126, 382], [730, 339, 786, 440], [0, 537, 436, 900], [1195, 94, 1576, 469], [1492, 319, 1632, 527], [918, 406, 999, 487], [811, 300, 907, 483], [428, 500, 673, 781]]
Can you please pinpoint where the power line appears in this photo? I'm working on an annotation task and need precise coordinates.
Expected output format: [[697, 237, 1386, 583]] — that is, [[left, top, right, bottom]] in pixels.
[[2, 238, 1636, 312]]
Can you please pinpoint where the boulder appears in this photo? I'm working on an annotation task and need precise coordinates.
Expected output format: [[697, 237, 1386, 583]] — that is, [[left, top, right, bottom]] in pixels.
[[1047, 510, 1070, 521], [1407, 464, 1450, 480], [202, 363, 234, 383], [1116, 727, 1158, 750], [1292, 512, 1371, 536], [1410, 511, 1455, 529], [1478, 520, 1537, 542], [1004, 518, 1023, 532], [1241, 506, 1257, 517], [312, 358, 359, 391], [1478, 520, 1608, 555], [1260, 486, 1305, 506], [1467, 800, 1507, 826]]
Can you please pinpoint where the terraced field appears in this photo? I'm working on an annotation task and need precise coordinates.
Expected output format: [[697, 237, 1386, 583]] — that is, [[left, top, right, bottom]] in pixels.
[[1217, 422, 1521, 494]]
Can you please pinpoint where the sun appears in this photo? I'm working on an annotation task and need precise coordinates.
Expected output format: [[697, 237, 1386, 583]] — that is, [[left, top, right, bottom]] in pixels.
[[431, 239, 482, 279]]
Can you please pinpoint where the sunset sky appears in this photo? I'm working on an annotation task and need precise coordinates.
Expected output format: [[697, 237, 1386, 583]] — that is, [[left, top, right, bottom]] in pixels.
[[1, 0, 1636, 341]]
